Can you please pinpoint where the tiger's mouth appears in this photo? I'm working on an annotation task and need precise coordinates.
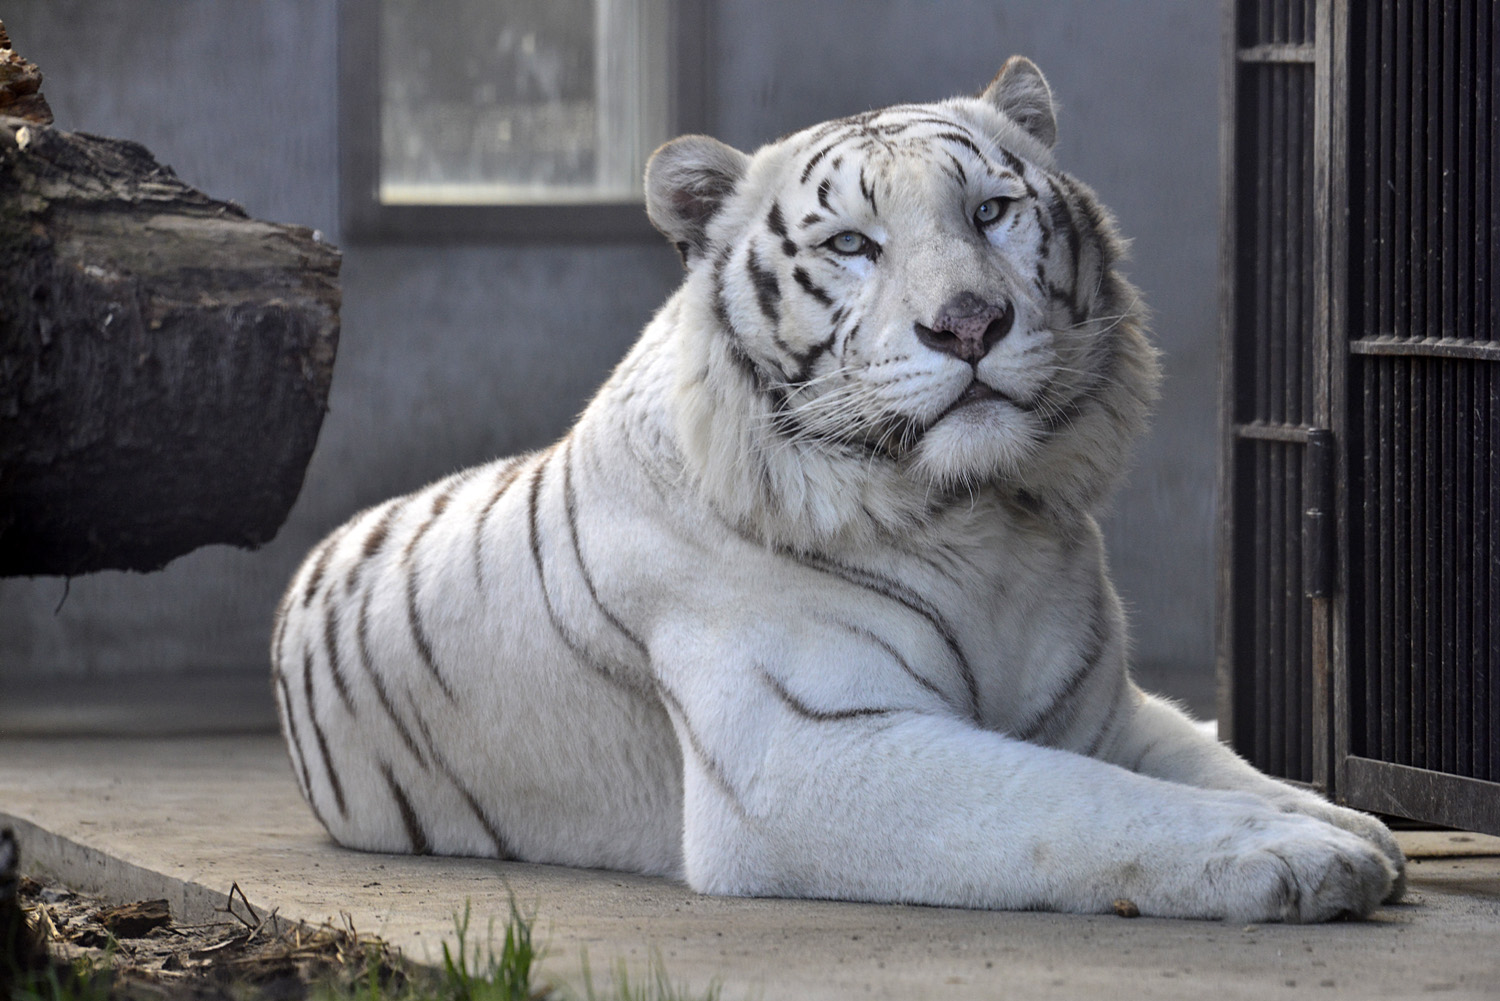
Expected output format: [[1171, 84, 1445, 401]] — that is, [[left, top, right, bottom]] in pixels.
[[935, 378, 1030, 422]]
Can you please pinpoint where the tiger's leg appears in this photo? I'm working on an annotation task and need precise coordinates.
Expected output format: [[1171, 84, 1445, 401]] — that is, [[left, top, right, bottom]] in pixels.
[[657, 643, 1396, 922], [1091, 683, 1405, 901]]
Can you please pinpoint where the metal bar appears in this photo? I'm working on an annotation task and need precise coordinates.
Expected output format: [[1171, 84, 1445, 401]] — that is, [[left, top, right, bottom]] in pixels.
[[1438, 1, 1459, 774], [1419, 0, 1443, 773], [1218, 0, 1241, 747], [1303, 430, 1335, 599], [1456, 354, 1474, 776], [1409, 2, 1427, 345], [1253, 24, 1279, 773], [1350, 336, 1500, 360], [1393, 354, 1410, 766], [1287, 62, 1306, 425], [1354, 0, 1383, 765], [1217, 0, 1245, 747], [1255, 441, 1273, 770], [1234, 421, 1319, 442], [1238, 43, 1318, 63], [1394, 0, 1412, 342], [1377, 357, 1394, 763], [1267, 442, 1287, 776], [1481, 2, 1495, 347], [1295, 28, 1315, 823], [1340, 756, 1500, 836], [1284, 43, 1310, 781], [1256, 62, 1273, 422], [1443, 353, 1461, 775], [1318, 0, 1347, 791], [1472, 0, 1490, 783], [1477, 360, 1491, 780], [1443, 0, 1461, 347], [1270, 65, 1289, 426], [1420, 0, 1440, 772], [1491, 0, 1499, 791], [1372, 3, 1394, 767], [1287, 440, 1305, 778], [1406, 322, 1424, 774], [1456, 0, 1474, 350], [1378, 0, 1395, 347], [1307, 0, 1330, 784], [1492, 355, 1500, 784], [1360, 358, 1379, 759]]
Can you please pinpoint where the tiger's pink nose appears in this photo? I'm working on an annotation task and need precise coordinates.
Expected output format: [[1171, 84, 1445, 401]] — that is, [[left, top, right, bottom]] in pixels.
[[914, 293, 1014, 364]]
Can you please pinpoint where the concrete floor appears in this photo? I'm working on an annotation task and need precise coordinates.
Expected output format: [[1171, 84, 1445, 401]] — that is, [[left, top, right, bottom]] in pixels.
[[1, 735, 1498, 1000]]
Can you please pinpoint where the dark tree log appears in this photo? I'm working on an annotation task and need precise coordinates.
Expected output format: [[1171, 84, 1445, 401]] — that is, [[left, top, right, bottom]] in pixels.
[[0, 114, 340, 576]]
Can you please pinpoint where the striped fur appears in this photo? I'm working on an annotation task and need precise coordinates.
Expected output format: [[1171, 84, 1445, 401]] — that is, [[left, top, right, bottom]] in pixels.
[[273, 58, 1402, 921]]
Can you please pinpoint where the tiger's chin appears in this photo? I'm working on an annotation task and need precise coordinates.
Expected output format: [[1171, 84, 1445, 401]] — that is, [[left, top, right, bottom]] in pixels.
[[908, 401, 1042, 490]]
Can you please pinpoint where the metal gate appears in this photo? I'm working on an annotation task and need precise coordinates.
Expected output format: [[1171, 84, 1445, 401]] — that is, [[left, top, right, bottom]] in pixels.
[[1219, 0, 1499, 835]]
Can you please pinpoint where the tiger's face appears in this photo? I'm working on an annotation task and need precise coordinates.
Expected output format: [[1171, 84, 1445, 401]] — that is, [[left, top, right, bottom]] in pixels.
[[648, 57, 1155, 511]]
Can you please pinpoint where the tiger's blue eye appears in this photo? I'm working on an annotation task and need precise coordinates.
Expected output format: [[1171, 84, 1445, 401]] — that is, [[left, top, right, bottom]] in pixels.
[[827, 231, 870, 256], [974, 197, 1011, 228]]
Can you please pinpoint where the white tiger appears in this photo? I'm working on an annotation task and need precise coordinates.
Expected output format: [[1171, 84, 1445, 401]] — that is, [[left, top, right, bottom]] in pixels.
[[273, 57, 1404, 922]]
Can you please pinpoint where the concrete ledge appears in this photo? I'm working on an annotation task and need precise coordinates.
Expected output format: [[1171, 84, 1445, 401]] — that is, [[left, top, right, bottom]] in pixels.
[[3, 735, 1498, 999]]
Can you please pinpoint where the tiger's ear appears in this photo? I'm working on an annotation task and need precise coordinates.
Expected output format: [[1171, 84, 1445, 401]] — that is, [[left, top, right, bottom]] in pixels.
[[980, 56, 1057, 150], [646, 135, 750, 264]]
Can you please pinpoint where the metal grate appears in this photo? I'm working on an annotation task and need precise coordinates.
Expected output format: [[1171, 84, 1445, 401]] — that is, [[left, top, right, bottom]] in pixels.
[[1221, 0, 1500, 834], [1347, 0, 1499, 783], [1225, 0, 1321, 784]]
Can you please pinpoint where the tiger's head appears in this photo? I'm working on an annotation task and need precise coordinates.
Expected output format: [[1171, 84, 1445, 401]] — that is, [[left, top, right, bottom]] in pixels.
[[647, 57, 1160, 545]]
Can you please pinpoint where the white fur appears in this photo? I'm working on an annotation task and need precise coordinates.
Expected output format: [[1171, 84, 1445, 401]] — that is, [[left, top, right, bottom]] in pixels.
[[273, 59, 1402, 922]]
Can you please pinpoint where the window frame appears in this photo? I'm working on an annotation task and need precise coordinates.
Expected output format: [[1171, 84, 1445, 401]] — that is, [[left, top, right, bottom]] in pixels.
[[338, 0, 708, 243]]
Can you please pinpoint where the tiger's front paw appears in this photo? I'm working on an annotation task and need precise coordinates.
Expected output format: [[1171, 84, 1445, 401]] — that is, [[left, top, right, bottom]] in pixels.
[[1259, 787, 1406, 903], [1208, 811, 1397, 923]]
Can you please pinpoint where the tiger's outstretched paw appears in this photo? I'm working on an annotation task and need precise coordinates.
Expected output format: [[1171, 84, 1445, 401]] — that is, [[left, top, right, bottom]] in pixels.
[[1208, 812, 1397, 923], [1259, 788, 1406, 904]]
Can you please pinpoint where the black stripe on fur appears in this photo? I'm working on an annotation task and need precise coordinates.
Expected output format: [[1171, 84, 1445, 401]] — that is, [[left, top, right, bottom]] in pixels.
[[1015, 576, 1111, 743], [472, 458, 527, 589], [562, 436, 649, 658], [792, 267, 833, 306], [354, 592, 432, 771], [526, 448, 645, 695], [320, 600, 356, 715], [276, 668, 322, 826], [654, 681, 749, 820], [381, 761, 431, 855], [745, 246, 782, 323], [303, 647, 348, 817], [402, 488, 460, 703], [791, 552, 979, 718], [757, 664, 898, 722], [858, 167, 879, 214]]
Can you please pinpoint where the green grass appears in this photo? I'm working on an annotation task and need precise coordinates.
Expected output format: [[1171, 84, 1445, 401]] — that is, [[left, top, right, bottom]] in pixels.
[[323, 897, 723, 1001], [434, 900, 541, 1001]]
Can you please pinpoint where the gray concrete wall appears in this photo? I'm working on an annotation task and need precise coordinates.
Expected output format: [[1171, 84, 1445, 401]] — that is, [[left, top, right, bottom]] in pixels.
[[0, 1, 1223, 717]]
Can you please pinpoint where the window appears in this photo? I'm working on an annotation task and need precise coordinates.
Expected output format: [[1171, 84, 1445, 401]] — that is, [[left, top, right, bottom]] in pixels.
[[341, 0, 707, 241]]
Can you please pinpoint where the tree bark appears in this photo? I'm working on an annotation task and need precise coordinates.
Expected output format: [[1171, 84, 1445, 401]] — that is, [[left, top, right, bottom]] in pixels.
[[0, 115, 340, 576]]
